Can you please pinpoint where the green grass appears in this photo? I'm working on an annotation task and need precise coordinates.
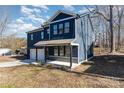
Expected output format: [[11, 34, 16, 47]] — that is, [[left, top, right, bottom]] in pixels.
[[0, 85, 16, 88]]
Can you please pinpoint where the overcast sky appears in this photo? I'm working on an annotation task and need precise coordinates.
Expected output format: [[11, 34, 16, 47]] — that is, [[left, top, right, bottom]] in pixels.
[[0, 5, 94, 38]]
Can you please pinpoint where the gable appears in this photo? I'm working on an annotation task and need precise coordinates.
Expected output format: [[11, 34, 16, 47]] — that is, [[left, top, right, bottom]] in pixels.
[[48, 10, 76, 22], [52, 13, 73, 22]]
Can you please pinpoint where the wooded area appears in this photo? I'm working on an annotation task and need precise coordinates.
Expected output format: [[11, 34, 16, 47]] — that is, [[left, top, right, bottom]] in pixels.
[[89, 5, 124, 54]]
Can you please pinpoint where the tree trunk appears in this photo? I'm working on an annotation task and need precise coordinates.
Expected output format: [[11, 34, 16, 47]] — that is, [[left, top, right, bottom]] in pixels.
[[110, 5, 115, 53], [117, 23, 121, 50]]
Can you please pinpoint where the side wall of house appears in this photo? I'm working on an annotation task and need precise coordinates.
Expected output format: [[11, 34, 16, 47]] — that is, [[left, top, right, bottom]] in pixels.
[[72, 15, 94, 63]]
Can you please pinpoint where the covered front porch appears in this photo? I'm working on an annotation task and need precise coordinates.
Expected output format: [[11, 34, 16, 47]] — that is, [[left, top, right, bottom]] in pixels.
[[35, 39, 79, 68]]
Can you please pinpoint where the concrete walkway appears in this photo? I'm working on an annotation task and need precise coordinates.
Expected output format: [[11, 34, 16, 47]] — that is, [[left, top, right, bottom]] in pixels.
[[0, 60, 38, 68], [0, 60, 79, 68]]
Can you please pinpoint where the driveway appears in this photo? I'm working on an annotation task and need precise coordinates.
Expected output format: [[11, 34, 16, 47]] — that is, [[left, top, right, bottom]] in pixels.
[[0, 60, 38, 68]]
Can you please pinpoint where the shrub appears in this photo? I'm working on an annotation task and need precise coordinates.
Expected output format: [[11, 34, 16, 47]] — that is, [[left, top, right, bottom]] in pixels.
[[46, 64, 53, 69], [60, 65, 66, 70], [37, 60, 45, 65]]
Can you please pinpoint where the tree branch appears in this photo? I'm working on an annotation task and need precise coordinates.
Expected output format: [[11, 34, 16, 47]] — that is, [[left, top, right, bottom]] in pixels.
[[96, 11, 110, 21]]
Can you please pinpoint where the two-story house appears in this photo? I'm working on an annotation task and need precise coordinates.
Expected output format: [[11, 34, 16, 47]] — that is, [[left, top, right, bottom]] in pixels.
[[26, 10, 94, 68]]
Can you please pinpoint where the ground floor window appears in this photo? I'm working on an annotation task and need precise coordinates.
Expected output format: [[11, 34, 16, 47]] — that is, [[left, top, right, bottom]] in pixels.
[[60, 46, 64, 56], [65, 46, 70, 57], [72, 46, 78, 57], [54, 46, 58, 56], [48, 46, 78, 58]]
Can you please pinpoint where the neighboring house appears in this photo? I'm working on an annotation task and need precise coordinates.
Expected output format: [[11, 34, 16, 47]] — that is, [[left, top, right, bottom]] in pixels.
[[26, 10, 94, 68]]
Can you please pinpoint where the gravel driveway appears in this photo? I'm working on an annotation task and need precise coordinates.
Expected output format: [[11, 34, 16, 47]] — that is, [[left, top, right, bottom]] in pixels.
[[0, 60, 38, 68]]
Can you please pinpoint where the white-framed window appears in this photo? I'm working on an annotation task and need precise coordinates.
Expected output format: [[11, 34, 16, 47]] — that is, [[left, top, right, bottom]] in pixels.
[[53, 25, 57, 35], [41, 32, 44, 39], [31, 34, 33, 40], [59, 24, 63, 34], [64, 22, 70, 33]]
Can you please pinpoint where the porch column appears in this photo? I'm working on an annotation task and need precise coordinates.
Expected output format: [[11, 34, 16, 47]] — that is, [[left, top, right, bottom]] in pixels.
[[64, 46, 66, 56], [70, 45, 72, 68]]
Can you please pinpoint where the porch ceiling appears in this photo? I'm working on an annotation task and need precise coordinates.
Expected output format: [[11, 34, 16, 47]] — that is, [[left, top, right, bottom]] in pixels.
[[34, 39, 74, 46]]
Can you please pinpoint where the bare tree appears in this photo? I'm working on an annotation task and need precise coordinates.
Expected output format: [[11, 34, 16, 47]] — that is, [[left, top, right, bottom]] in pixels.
[[0, 12, 9, 48], [86, 5, 117, 53], [114, 6, 124, 50]]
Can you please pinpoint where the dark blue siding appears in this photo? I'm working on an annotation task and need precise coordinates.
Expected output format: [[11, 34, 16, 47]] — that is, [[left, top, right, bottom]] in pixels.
[[44, 27, 49, 40], [50, 18, 75, 40], [52, 13, 73, 21], [27, 27, 49, 48]]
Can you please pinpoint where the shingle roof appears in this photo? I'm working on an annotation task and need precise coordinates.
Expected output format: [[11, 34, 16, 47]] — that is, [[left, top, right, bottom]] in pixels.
[[26, 28, 44, 34], [34, 39, 74, 46]]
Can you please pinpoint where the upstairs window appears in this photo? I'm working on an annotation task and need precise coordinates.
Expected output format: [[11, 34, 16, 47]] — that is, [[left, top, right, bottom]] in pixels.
[[31, 34, 33, 40], [59, 24, 63, 34], [53, 25, 57, 35], [41, 32, 44, 39], [64, 22, 70, 33]]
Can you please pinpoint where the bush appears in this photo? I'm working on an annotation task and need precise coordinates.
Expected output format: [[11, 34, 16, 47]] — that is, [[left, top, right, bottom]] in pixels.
[[60, 65, 66, 70], [37, 60, 45, 65], [46, 64, 53, 69]]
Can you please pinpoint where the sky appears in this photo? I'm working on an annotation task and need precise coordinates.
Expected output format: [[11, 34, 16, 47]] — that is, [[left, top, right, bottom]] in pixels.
[[0, 5, 94, 38]]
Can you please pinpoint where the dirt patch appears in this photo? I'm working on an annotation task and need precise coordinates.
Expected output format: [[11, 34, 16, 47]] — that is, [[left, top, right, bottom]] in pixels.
[[0, 56, 26, 62]]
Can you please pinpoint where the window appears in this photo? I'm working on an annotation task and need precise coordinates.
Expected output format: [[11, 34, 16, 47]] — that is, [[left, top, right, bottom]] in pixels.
[[31, 34, 33, 40], [53, 25, 57, 35], [60, 46, 64, 56], [47, 28, 50, 34], [54, 46, 58, 56], [72, 46, 78, 57], [65, 46, 70, 57], [64, 22, 70, 33], [41, 32, 44, 39], [59, 24, 63, 34]]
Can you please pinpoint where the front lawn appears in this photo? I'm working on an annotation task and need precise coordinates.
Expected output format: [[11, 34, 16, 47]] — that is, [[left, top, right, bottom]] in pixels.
[[0, 54, 124, 88]]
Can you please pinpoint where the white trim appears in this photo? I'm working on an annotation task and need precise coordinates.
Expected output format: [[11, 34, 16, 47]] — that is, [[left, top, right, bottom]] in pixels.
[[48, 10, 76, 22], [49, 17, 75, 24], [79, 56, 93, 63]]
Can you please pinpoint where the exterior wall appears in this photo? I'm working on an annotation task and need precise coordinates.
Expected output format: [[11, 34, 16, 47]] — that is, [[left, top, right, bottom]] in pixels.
[[50, 18, 75, 40], [27, 27, 49, 58], [27, 27, 49, 48], [72, 15, 94, 63]]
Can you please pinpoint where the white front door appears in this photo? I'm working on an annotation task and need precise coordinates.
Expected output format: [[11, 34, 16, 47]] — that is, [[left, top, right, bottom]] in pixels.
[[37, 49, 45, 61], [30, 49, 36, 60]]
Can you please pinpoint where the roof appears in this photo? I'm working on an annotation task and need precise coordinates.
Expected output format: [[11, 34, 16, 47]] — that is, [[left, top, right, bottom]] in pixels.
[[34, 39, 74, 46], [48, 10, 77, 22], [26, 28, 44, 34]]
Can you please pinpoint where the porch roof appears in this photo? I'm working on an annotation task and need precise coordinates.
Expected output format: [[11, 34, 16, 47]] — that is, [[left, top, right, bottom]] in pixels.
[[34, 39, 74, 46]]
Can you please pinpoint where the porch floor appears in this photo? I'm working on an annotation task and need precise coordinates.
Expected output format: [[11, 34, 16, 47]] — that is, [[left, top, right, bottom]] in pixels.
[[47, 60, 80, 69]]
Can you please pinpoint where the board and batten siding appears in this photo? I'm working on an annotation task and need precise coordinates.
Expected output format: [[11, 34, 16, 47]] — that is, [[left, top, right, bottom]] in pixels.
[[72, 15, 94, 63], [50, 18, 75, 40]]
